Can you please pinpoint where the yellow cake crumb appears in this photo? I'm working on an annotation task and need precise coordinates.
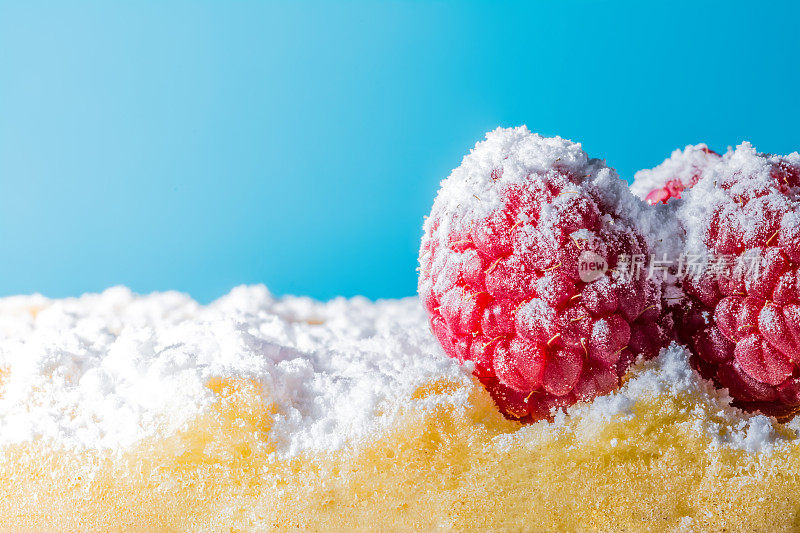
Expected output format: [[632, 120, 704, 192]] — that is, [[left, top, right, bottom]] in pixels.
[[1, 289, 798, 532], [3, 369, 800, 532]]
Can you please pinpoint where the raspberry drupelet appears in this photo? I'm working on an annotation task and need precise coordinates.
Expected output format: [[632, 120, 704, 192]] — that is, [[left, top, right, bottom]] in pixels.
[[631, 144, 722, 205], [676, 143, 800, 419], [419, 127, 673, 421]]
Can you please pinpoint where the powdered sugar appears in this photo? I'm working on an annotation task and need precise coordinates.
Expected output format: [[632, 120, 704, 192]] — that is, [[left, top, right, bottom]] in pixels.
[[0, 286, 793, 456], [631, 144, 721, 202], [545, 343, 794, 454], [0, 286, 473, 455], [424, 126, 607, 239], [424, 126, 684, 269]]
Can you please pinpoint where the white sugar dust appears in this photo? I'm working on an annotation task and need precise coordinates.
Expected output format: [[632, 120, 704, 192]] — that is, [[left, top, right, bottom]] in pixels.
[[0, 285, 790, 456]]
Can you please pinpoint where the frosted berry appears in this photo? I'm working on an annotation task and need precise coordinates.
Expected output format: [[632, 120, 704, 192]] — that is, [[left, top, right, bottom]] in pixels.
[[676, 143, 800, 419], [632, 144, 721, 205], [419, 127, 672, 421]]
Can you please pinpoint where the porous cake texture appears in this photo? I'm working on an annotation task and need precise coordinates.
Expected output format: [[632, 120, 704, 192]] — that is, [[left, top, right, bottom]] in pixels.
[[1, 287, 800, 531]]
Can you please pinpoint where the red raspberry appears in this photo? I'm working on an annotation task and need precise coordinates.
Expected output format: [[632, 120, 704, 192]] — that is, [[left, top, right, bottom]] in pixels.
[[419, 127, 672, 421], [676, 143, 800, 419], [632, 144, 721, 205]]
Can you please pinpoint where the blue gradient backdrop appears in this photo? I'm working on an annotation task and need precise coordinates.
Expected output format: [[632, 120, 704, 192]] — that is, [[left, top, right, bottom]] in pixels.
[[1, 1, 799, 302]]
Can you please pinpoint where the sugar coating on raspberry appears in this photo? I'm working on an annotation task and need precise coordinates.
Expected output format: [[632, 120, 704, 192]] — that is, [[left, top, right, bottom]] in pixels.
[[676, 142, 800, 418], [419, 126, 676, 421], [631, 144, 722, 205]]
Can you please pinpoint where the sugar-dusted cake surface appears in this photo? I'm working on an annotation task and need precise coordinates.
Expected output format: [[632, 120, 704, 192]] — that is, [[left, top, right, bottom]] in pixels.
[[2, 286, 800, 532]]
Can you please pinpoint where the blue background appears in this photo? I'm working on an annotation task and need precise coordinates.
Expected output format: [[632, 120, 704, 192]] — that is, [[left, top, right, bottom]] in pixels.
[[1, 1, 798, 302]]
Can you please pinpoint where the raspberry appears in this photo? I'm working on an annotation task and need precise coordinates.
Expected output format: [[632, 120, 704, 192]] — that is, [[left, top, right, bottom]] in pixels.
[[419, 127, 672, 421], [676, 143, 800, 419], [631, 144, 721, 205]]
